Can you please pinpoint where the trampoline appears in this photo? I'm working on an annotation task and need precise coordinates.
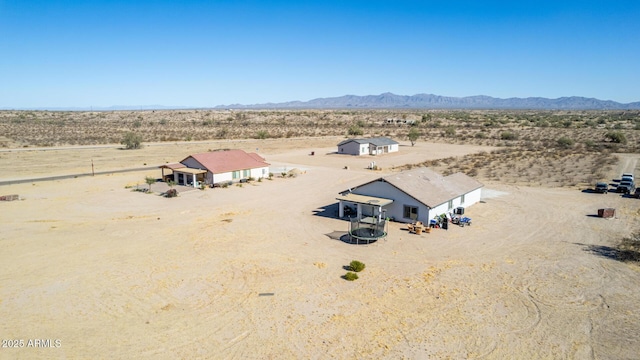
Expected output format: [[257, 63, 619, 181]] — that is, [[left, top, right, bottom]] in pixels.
[[347, 217, 387, 245]]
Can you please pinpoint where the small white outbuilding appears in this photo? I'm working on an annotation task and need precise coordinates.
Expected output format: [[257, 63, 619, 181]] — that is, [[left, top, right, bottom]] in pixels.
[[337, 137, 399, 156]]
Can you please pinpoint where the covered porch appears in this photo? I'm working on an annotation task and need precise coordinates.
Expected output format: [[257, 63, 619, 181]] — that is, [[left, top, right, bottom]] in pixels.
[[336, 193, 394, 222], [369, 145, 390, 155], [159, 164, 207, 188]]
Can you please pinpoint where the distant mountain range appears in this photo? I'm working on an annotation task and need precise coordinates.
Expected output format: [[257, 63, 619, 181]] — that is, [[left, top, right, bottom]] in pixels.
[[4, 93, 639, 111], [218, 92, 640, 110]]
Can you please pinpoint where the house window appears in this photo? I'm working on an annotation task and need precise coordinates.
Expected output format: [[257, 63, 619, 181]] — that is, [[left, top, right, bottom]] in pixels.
[[243, 169, 250, 177], [403, 205, 418, 220], [460, 194, 465, 204], [232, 171, 240, 179], [448, 200, 453, 210]]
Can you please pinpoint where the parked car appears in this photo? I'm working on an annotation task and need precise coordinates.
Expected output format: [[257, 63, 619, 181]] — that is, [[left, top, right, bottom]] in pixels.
[[621, 175, 634, 183], [634, 187, 640, 198], [622, 173, 634, 179], [594, 182, 609, 194], [617, 180, 635, 194]]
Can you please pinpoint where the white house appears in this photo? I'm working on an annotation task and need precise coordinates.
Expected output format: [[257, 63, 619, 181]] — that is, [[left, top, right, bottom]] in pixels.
[[337, 137, 399, 156], [160, 149, 270, 187], [337, 167, 483, 224]]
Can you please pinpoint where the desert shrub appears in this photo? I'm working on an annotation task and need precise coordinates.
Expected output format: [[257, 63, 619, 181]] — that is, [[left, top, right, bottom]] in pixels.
[[217, 128, 229, 138], [255, 130, 269, 139], [618, 231, 640, 262], [348, 125, 363, 136], [165, 189, 178, 198], [343, 272, 359, 281], [121, 132, 142, 149], [500, 131, 518, 140], [268, 172, 274, 179], [556, 136, 574, 148], [407, 127, 420, 146], [349, 260, 366, 272], [145, 176, 155, 191], [605, 131, 627, 144], [444, 126, 456, 137]]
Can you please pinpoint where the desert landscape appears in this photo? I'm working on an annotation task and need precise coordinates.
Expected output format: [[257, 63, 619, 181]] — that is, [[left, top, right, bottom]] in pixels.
[[1, 110, 640, 359]]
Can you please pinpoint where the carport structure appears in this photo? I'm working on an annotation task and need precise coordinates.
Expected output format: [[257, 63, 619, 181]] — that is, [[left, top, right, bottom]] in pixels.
[[159, 164, 206, 188], [336, 193, 394, 222]]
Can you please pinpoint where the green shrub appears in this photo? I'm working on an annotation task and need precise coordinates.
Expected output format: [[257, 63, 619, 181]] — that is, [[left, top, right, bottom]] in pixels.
[[255, 130, 269, 139], [444, 126, 456, 137], [500, 131, 518, 140], [605, 131, 627, 144], [348, 125, 363, 136], [343, 272, 359, 281], [349, 260, 366, 272], [121, 132, 142, 149], [556, 136, 574, 148]]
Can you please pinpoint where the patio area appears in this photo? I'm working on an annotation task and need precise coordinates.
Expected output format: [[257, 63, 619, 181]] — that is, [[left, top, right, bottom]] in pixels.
[[134, 181, 199, 195]]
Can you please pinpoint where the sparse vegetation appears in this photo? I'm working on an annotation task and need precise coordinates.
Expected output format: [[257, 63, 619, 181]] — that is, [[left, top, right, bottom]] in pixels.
[[500, 131, 518, 140], [618, 231, 640, 262], [407, 127, 420, 146], [348, 125, 363, 136], [556, 136, 574, 148], [145, 176, 155, 192], [349, 260, 366, 272], [255, 130, 269, 139], [121, 132, 142, 149], [0, 110, 637, 154], [343, 272, 359, 281], [605, 130, 627, 144]]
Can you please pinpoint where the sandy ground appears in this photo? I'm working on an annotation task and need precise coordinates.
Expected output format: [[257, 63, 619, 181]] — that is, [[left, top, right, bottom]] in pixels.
[[1, 138, 640, 359]]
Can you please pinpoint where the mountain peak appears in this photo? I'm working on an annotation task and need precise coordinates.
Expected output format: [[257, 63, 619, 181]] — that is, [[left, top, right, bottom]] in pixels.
[[216, 93, 640, 110]]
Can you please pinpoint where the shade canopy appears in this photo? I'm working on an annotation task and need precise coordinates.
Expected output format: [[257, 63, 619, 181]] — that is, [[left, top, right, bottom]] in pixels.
[[336, 193, 394, 207]]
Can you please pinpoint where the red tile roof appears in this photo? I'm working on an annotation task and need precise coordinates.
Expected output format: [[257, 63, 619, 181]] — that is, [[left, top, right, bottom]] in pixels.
[[159, 163, 186, 170], [182, 149, 269, 174]]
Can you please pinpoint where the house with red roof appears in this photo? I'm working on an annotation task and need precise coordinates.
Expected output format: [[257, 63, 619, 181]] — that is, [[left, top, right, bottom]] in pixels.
[[160, 149, 270, 187]]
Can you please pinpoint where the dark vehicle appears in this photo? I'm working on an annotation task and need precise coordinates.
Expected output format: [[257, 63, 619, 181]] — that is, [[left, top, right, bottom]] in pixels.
[[594, 182, 609, 194], [617, 180, 635, 194], [634, 187, 640, 198]]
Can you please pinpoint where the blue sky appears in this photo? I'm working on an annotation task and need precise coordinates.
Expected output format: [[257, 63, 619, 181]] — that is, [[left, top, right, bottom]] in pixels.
[[1, 0, 639, 108]]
